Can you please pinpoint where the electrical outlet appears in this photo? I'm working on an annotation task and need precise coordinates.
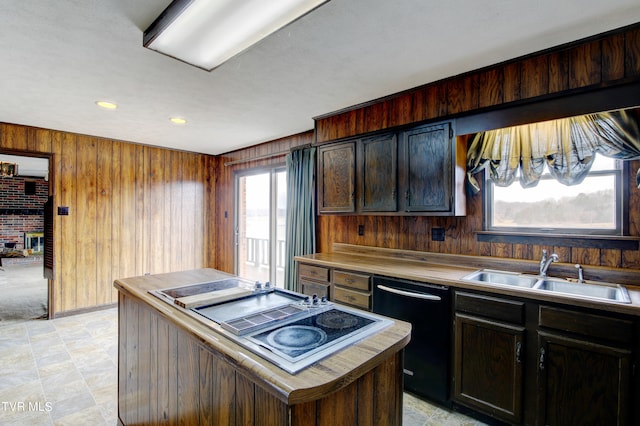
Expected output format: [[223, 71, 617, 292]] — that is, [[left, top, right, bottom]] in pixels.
[[57, 206, 69, 216], [431, 227, 445, 241], [358, 225, 364, 236]]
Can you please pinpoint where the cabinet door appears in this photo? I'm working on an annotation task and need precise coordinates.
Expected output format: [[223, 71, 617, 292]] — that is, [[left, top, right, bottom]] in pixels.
[[453, 313, 525, 424], [537, 331, 631, 426], [358, 133, 397, 211], [317, 142, 355, 213], [400, 122, 452, 212]]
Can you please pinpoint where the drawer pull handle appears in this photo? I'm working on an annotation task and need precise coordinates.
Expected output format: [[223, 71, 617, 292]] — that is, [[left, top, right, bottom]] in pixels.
[[376, 285, 441, 301]]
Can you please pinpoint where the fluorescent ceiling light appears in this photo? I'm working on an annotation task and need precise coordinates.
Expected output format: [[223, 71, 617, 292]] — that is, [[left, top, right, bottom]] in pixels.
[[143, 0, 330, 71]]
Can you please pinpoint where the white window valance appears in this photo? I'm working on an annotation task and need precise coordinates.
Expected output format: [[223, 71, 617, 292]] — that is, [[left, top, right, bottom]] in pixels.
[[466, 109, 640, 193]]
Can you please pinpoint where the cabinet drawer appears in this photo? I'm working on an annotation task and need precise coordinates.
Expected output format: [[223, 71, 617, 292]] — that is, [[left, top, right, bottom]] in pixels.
[[538, 306, 633, 345], [333, 270, 371, 291], [455, 292, 524, 325], [334, 286, 371, 310], [299, 279, 330, 300], [298, 264, 330, 282]]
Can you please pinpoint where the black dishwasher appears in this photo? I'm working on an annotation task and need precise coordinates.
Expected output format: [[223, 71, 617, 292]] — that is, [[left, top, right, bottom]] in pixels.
[[372, 276, 451, 406]]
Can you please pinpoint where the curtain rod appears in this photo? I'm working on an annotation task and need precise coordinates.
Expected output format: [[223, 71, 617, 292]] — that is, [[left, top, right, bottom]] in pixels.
[[223, 144, 312, 167]]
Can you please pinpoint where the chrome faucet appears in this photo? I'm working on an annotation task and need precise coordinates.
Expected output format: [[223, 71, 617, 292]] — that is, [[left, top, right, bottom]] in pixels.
[[575, 264, 584, 284], [539, 250, 559, 277]]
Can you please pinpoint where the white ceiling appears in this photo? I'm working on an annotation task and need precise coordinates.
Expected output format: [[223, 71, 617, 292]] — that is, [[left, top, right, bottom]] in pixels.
[[1, 1, 640, 156]]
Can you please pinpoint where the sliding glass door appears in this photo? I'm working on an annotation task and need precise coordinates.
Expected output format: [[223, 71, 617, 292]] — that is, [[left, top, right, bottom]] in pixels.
[[235, 168, 286, 287]]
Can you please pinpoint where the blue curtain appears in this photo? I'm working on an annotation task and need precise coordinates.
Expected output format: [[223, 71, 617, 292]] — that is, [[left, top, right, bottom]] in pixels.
[[284, 147, 316, 291]]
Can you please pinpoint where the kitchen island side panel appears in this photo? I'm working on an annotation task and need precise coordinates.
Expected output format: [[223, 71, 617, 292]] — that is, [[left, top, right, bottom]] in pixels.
[[118, 292, 288, 425], [117, 291, 405, 425], [288, 351, 404, 426]]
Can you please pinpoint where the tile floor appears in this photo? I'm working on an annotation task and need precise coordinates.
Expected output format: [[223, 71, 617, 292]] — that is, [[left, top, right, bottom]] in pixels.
[[0, 308, 118, 425], [0, 308, 486, 425]]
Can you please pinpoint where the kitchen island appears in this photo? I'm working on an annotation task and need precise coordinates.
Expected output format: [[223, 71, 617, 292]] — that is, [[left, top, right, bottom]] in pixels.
[[114, 268, 411, 425]]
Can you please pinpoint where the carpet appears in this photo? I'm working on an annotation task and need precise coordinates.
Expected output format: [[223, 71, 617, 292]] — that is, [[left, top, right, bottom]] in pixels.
[[0, 262, 48, 326]]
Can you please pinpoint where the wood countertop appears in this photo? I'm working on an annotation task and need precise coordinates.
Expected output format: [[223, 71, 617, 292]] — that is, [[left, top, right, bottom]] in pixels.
[[114, 268, 411, 405], [295, 244, 640, 317]]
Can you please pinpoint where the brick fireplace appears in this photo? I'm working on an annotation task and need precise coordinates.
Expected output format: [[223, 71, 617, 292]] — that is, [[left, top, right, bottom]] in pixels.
[[0, 176, 48, 260]]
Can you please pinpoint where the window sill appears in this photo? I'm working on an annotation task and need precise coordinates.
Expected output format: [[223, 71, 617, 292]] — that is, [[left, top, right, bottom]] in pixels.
[[476, 231, 640, 250]]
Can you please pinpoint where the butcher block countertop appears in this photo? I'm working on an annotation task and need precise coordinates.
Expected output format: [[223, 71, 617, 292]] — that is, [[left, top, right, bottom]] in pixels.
[[295, 244, 640, 317], [114, 268, 411, 405]]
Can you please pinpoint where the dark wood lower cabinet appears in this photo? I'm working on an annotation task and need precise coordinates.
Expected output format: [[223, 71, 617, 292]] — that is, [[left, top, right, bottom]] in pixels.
[[452, 291, 637, 426], [537, 330, 632, 425], [453, 313, 525, 424]]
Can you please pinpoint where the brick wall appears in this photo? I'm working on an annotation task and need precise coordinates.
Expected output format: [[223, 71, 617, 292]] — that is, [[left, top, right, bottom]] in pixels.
[[0, 177, 48, 249]]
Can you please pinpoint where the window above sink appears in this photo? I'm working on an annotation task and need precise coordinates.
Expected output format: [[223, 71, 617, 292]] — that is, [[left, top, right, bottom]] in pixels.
[[468, 107, 640, 239], [487, 154, 623, 235]]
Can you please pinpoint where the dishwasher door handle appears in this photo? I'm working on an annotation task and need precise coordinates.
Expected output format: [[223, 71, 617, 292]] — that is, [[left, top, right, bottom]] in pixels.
[[376, 285, 442, 301]]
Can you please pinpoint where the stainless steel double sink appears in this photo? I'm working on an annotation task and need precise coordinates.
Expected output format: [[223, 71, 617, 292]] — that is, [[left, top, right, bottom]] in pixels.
[[462, 269, 631, 303]]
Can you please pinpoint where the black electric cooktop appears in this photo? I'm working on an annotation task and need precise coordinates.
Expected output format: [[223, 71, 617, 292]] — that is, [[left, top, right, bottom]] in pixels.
[[248, 308, 375, 362]]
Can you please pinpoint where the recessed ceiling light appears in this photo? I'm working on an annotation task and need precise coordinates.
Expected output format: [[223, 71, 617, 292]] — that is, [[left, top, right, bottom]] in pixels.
[[170, 117, 187, 125], [96, 101, 118, 110]]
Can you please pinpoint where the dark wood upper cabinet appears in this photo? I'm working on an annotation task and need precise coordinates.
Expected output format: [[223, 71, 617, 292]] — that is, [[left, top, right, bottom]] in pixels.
[[399, 122, 452, 212], [318, 120, 465, 216], [358, 133, 397, 212], [317, 141, 355, 213]]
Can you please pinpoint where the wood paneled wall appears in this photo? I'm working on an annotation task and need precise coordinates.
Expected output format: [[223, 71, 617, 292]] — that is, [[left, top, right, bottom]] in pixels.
[[211, 132, 314, 274], [315, 25, 640, 142], [312, 24, 640, 270], [0, 123, 213, 316]]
